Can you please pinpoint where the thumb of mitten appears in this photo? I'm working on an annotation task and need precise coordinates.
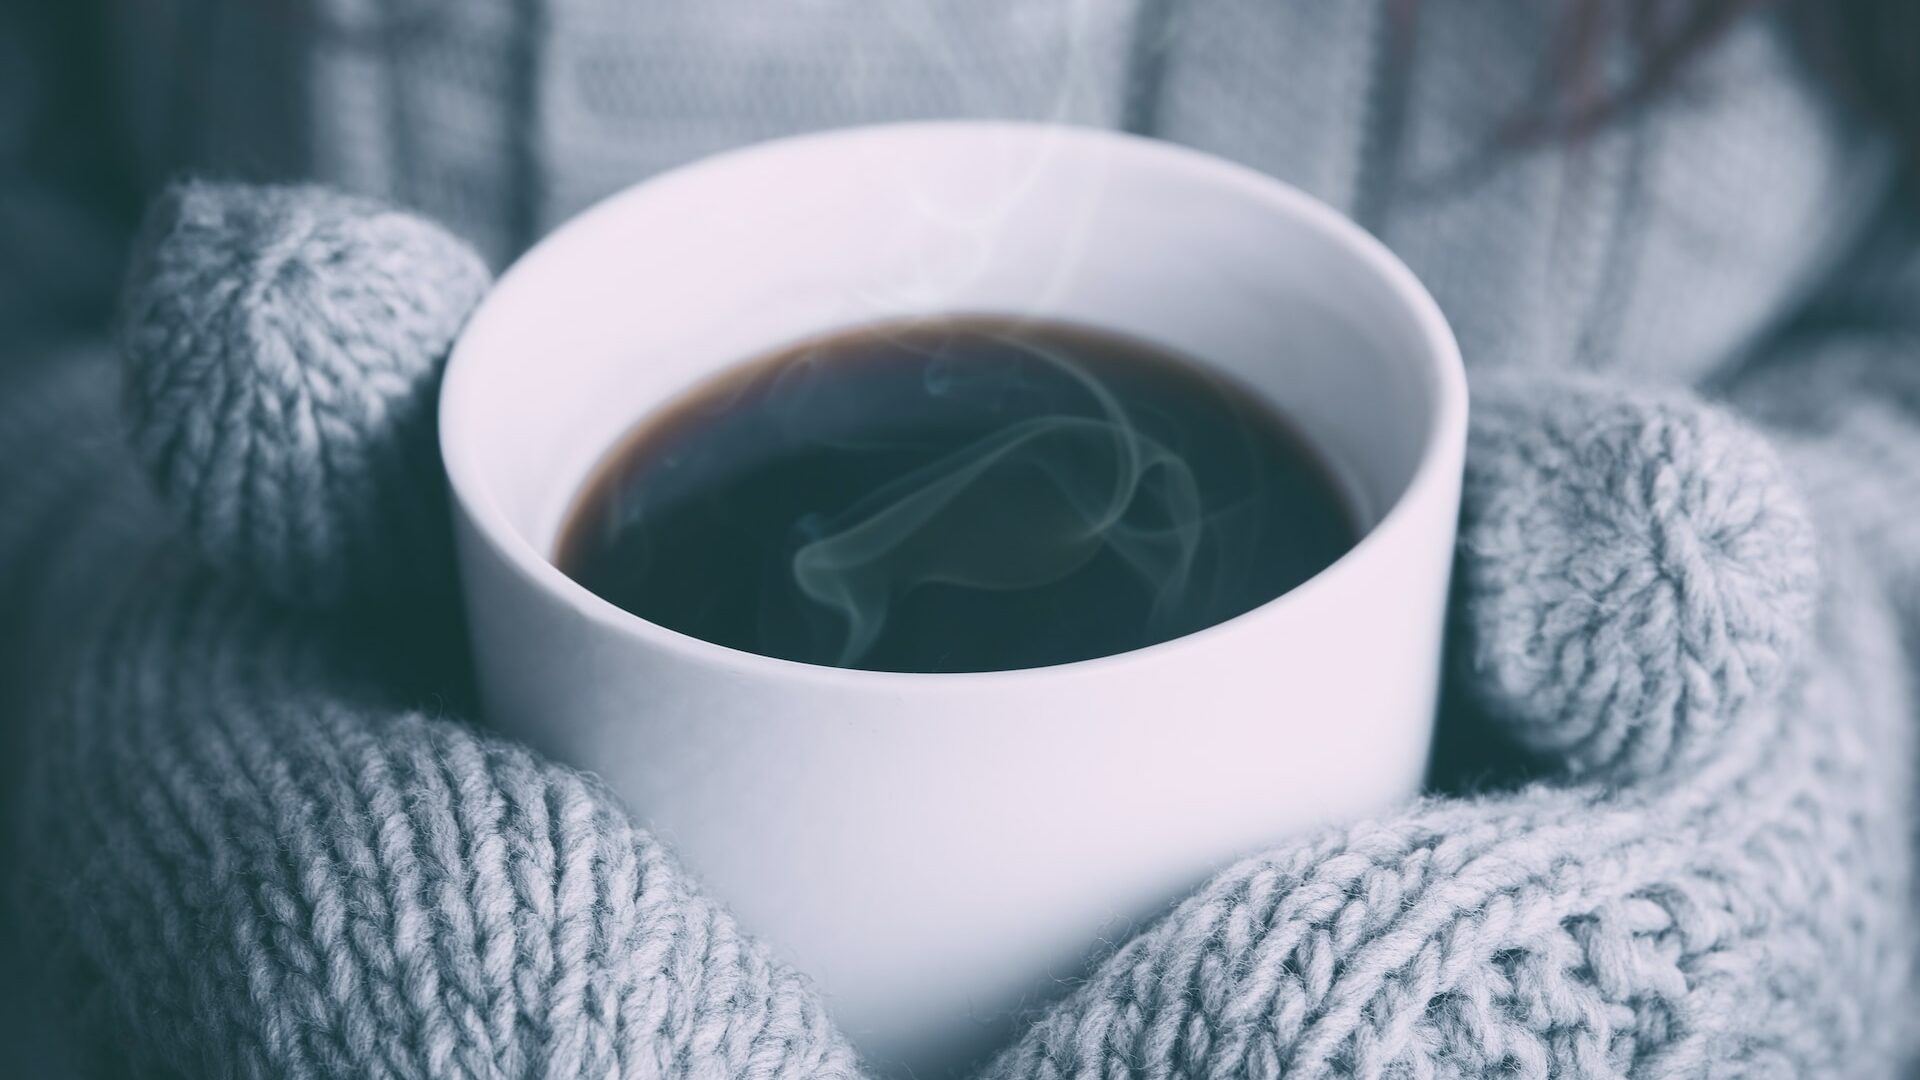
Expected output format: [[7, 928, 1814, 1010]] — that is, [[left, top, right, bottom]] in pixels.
[[1454, 371, 1821, 782], [118, 180, 493, 608]]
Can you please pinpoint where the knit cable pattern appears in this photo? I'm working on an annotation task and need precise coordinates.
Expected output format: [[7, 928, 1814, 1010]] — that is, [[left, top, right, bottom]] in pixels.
[[21, 569, 864, 1080]]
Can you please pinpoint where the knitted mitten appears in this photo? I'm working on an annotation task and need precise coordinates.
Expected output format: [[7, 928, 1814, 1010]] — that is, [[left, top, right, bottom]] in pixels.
[[8, 182, 1913, 1078]]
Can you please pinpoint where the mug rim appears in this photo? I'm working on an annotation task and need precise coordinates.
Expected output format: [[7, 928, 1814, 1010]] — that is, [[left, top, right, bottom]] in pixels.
[[440, 120, 1467, 688]]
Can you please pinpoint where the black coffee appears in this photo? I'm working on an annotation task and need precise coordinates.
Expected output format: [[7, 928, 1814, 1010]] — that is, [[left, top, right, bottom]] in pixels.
[[556, 316, 1357, 672]]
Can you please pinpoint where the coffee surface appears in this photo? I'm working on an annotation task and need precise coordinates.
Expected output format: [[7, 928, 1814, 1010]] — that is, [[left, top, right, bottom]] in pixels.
[[556, 316, 1357, 672]]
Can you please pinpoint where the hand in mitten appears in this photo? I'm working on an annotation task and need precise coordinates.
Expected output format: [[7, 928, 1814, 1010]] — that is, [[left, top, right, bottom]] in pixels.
[[11, 181, 1912, 1079], [991, 375, 1913, 1078]]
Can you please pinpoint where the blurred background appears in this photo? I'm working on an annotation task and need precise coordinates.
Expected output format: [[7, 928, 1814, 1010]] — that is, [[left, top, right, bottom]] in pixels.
[[4, 1, 1918, 1075]]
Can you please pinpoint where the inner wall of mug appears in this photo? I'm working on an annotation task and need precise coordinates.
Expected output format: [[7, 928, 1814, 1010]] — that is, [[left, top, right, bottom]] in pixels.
[[447, 125, 1440, 561]]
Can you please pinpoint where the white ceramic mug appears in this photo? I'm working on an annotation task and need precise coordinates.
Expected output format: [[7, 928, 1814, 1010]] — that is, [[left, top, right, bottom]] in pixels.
[[441, 121, 1466, 1077]]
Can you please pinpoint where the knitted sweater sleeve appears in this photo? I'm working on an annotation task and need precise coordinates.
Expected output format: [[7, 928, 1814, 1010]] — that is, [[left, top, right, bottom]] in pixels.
[[984, 210, 1920, 1078], [985, 376, 1916, 1078], [0, 353, 871, 1079], [981, 201, 1920, 1076]]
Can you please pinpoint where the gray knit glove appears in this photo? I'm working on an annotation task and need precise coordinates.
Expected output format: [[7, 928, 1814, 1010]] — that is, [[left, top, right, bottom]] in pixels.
[[12, 181, 1913, 1078]]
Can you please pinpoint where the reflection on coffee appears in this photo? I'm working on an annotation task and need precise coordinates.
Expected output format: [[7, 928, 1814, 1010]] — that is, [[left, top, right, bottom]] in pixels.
[[555, 316, 1357, 672]]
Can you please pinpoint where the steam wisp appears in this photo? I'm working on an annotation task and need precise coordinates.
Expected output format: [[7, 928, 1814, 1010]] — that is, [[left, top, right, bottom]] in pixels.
[[555, 317, 1357, 673], [791, 342, 1204, 666]]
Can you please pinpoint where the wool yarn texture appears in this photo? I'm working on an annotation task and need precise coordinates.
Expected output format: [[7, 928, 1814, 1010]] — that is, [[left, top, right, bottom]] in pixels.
[[2, 184, 1913, 1078]]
